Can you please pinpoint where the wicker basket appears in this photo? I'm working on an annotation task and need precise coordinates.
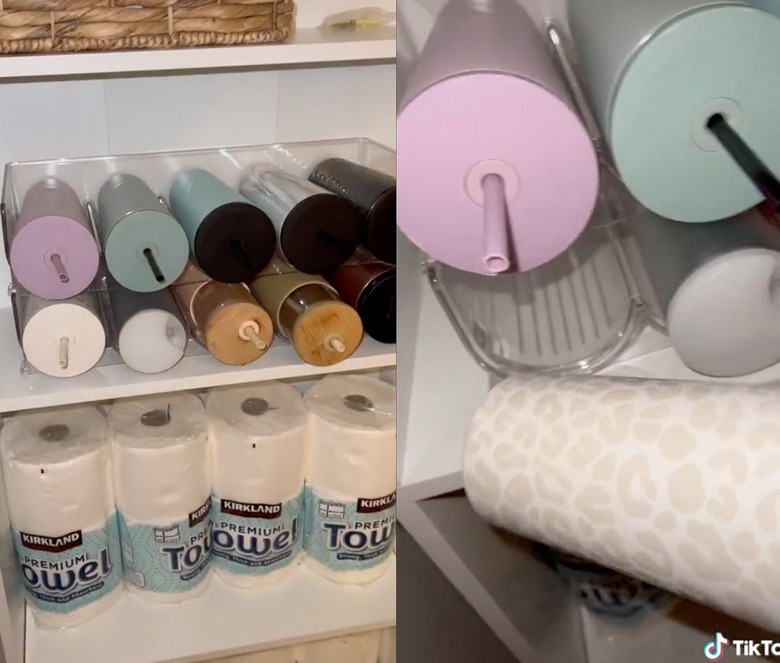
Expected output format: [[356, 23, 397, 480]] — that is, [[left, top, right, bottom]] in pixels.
[[0, 0, 294, 54]]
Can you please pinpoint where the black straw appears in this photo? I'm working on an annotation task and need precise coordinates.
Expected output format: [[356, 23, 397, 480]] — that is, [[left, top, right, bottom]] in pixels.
[[316, 230, 351, 253], [228, 238, 251, 267], [142, 248, 165, 283], [707, 113, 780, 210]]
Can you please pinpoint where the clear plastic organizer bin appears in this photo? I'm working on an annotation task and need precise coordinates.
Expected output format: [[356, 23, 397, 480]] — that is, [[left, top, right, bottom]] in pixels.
[[1, 138, 396, 376], [425, 163, 660, 377]]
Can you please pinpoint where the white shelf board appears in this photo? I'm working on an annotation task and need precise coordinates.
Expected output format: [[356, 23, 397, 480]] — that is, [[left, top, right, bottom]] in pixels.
[[0, 308, 395, 414], [27, 558, 396, 663], [397, 271, 490, 502], [0, 26, 395, 81]]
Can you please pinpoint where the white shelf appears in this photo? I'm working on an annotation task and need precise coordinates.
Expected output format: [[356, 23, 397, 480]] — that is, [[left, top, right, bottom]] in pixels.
[[26, 558, 396, 663], [0, 26, 395, 81], [397, 263, 490, 501], [398, 496, 585, 663], [0, 308, 395, 414]]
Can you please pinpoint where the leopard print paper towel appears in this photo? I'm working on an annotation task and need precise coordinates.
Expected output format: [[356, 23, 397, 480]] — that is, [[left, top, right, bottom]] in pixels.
[[463, 374, 780, 633]]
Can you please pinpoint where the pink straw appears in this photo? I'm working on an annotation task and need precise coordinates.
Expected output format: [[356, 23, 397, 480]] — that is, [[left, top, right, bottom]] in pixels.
[[482, 173, 511, 273]]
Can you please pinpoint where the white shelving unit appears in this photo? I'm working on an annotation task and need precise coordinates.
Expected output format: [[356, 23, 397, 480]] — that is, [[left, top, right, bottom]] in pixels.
[[0, 1, 397, 662]]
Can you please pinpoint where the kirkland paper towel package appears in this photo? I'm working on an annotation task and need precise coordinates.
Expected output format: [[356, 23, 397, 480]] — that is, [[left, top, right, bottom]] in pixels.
[[207, 382, 307, 586], [109, 393, 212, 602], [0, 405, 123, 628], [295, 631, 382, 663], [302, 375, 396, 584]]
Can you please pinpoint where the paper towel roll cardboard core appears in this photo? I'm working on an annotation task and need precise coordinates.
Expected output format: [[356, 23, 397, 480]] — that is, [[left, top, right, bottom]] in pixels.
[[241, 397, 269, 415], [39, 423, 70, 441]]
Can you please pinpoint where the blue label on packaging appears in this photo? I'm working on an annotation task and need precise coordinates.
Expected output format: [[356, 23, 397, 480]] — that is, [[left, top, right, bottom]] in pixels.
[[550, 554, 675, 624], [211, 489, 304, 577], [302, 486, 396, 573], [118, 497, 212, 594], [13, 514, 122, 614]]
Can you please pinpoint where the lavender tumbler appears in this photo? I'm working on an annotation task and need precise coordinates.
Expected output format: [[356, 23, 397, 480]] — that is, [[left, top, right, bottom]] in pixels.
[[9, 179, 100, 300], [397, 0, 599, 275]]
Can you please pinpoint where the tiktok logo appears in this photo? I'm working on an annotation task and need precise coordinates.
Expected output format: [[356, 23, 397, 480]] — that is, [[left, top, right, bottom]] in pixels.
[[704, 632, 730, 660]]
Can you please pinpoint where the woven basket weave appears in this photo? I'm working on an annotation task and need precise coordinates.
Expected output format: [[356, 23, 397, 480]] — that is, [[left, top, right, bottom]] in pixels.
[[0, 0, 293, 54]]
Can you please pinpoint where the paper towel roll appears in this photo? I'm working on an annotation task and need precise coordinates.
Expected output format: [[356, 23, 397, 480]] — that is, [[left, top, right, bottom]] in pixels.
[[464, 374, 780, 633], [207, 382, 307, 587], [0, 405, 122, 628], [295, 631, 382, 663], [302, 376, 396, 584], [109, 393, 212, 602], [378, 628, 396, 663], [568, 0, 780, 222]]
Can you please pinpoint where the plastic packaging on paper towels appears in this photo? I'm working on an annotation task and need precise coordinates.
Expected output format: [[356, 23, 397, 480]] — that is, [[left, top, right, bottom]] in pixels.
[[207, 382, 307, 587], [0, 405, 122, 628], [302, 375, 396, 584], [109, 393, 212, 602]]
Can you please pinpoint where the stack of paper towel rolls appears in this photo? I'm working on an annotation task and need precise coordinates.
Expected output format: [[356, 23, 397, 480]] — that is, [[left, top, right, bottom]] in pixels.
[[0, 405, 123, 628], [0, 373, 397, 629], [463, 373, 780, 633], [109, 393, 212, 602], [207, 382, 307, 586], [302, 375, 397, 584]]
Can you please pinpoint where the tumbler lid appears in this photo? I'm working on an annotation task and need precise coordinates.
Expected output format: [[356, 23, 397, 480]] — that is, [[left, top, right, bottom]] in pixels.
[[194, 202, 276, 283]]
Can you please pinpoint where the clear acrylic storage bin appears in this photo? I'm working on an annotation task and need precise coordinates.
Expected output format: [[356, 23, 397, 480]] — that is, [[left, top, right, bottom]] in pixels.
[[1, 137, 396, 377]]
